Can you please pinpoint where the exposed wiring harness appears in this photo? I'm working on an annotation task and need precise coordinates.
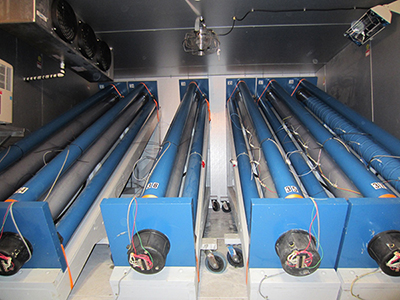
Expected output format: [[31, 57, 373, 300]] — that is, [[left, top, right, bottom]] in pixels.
[[127, 197, 154, 271], [0, 201, 32, 273]]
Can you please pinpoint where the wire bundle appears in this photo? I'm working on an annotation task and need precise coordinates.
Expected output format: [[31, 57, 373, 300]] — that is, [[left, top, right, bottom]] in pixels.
[[127, 197, 154, 271]]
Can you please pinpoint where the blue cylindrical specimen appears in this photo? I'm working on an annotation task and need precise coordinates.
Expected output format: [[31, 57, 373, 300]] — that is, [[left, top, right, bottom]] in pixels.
[[142, 83, 197, 198], [297, 89, 400, 195], [182, 99, 208, 214], [270, 80, 395, 198], [8, 85, 145, 202], [0, 83, 127, 173], [238, 81, 303, 199], [56, 101, 156, 245], [227, 98, 259, 224], [299, 79, 400, 157], [258, 97, 328, 198]]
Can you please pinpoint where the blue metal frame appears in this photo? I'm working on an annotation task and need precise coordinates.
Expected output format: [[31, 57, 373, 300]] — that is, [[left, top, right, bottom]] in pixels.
[[226, 78, 256, 100], [0, 202, 66, 270], [249, 197, 348, 269], [179, 79, 209, 100], [256, 77, 317, 98], [128, 81, 159, 102], [337, 197, 400, 268], [101, 197, 196, 267]]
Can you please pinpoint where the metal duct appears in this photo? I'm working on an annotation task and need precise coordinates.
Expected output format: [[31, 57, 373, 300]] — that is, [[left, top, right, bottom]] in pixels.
[[0, 83, 127, 173], [227, 98, 259, 224], [269, 80, 395, 198], [182, 99, 208, 213], [142, 83, 198, 198], [238, 81, 303, 199], [7, 85, 145, 202], [44, 94, 148, 219], [0, 93, 119, 202], [297, 89, 400, 195], [299, 79, 400, 157], [258, 96, 328, 198], [56, 101, 157, 245], [165, 92, 199, 198], [266, 90, 361, 198], [236, 99, 277, 198]]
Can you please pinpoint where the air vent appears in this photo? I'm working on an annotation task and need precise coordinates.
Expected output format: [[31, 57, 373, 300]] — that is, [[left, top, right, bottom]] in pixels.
[[96, 40, 112, 71], [77, 22, 97, 59], [51, 0, 78, 43]]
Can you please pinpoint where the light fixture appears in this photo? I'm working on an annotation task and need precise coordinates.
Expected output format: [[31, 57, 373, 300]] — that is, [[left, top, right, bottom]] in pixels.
[[183, 16, 220, 56], [345, 0, 400, 45]]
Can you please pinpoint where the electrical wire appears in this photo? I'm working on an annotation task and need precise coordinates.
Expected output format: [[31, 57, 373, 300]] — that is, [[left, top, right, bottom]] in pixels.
[[43, 147, 70, 202], [126, 197, 153, 270], [0, 146, 10, 165], [258, 271, 285, 299], [9, 202, 32, 262], [350, 268, 381, 299], [219, 6, 370, 36], [115, 269, 131, 300]]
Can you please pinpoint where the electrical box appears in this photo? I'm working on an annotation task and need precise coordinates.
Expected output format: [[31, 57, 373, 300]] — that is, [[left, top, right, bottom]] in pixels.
[[0, 59, 13, 123]]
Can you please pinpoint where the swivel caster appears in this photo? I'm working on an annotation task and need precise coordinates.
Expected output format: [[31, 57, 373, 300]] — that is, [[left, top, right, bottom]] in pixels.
[[205, 250, 226, 273], [227, 245, 243, 268]]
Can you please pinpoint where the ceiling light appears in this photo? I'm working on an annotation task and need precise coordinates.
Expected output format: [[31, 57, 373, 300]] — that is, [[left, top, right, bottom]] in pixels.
[[344, 0, 400, 45], [183, 16, 220, 56]]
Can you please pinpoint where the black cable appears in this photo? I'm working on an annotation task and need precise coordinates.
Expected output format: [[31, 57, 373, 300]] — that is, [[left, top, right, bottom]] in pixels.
[[218, 6, 371, 36]]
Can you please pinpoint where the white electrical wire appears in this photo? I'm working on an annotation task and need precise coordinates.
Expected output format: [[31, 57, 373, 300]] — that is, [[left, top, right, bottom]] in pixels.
[[9, 202, 32, 262], [350, 268, 380, 299], [258, 272, 285, 299]]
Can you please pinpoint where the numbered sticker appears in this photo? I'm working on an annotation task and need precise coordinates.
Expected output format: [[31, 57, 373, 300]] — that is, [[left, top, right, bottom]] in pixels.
[[129, 83, 135, 89], [284, 185, 299, 193], [181, 81, 187, 86], [15, 187, 29, 194], [146, 182, 160, 190], [227, 80, 233, 86], [258, 80, 264, 85], [371, 182, 387, 190]]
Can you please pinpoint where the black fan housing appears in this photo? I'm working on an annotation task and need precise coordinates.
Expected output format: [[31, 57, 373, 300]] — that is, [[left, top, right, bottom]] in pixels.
[[51, 0, 78, 43], [96, 40, 112, 71], [77, 22, 97, 59]]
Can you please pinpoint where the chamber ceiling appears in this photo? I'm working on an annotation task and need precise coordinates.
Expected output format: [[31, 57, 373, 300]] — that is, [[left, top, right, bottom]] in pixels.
[[67, 0, 388, 78]]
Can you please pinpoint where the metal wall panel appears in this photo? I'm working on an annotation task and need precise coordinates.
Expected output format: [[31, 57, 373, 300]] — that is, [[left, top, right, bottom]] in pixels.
[[0, 29, 98, 133]]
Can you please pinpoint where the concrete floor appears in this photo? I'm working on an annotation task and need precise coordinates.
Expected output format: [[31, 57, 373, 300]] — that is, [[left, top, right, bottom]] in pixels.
[[67, 207, 248, 300]]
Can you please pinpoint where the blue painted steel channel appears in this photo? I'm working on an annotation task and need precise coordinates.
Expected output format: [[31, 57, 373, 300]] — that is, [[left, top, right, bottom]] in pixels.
[[299, 79, 400, 157], [227, 98, 260, 225], [7, 85, 145, 202], [258, 96, 328, 198], [297, 89, 400, 195], [238, 80, 304, 199], [142, 82, 199, 198], [57, 100, 156, 245], [182, 99, 208, 215], [0, 82, 128, 173], [269, 80, 395, 198]]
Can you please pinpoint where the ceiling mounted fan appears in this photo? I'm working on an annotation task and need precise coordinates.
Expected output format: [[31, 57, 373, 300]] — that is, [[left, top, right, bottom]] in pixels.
[[183, 16, 220, 56]]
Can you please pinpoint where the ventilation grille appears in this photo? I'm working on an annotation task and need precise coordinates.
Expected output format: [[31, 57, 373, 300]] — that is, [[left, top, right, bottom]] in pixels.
[[96, 41, 112, 71], [77, 22, 97, 59], [51, 0, 78, 43]]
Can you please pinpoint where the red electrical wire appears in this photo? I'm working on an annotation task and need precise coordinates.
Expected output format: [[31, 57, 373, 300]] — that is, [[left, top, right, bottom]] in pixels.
[[140, 82, 159, 122], [290, 78, 307, 97], [110, 84, 124, 98], [257, 79, 275, 103], [189, 81, 211, 121], [227, 80, 247, 104]]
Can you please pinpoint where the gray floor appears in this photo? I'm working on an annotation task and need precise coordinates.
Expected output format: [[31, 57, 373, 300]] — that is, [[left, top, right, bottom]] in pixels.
[[68, 207, 248, 300], [68, 244, 115, 300]]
